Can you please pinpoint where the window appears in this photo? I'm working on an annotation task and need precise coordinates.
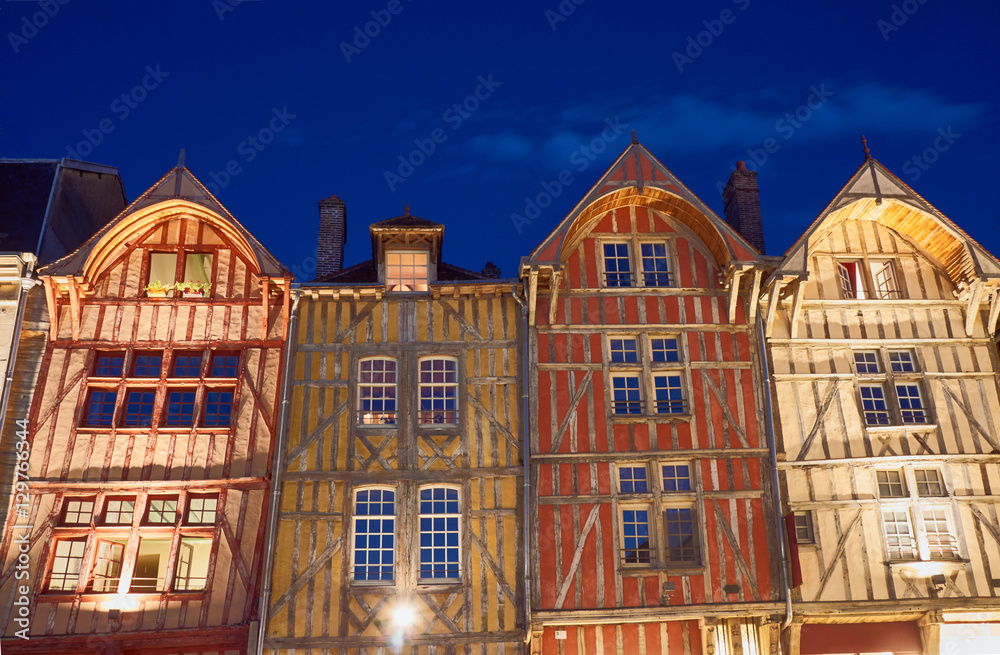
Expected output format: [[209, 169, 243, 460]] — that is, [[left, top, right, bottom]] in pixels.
[[186, 496, 219, 525], [609, 338, 638, 363], [889, 349, 916, 373], [653, 374, 685, 414], [896, 383, 926, 424], [91, 539, 126, 592], [94, 352, 124, 377], [386, 250, 429, 292], [838, 261, 862, 299], [877, 466, 958, 562], [122, 390, 156, 427], [103, 498, 135, 525], [61, 498, 95, 525], [621, 508, 652, 564], [860, 384, 890, 425], [663, 507, 698, 564], [172, 352, 203, 377], [618, 465, 648, 493], [358, 357, 398, 424], [48, 540, 86, 591], [603, 243, 632, 287], [174, 538, 212, 591], [148, 253, 177, 293], [209, 352, 239, 377], [610, 374, 642, 415], [882, 509, 917, 560], [84, 390, 117, 427], [871, 260, 899, 299], [877, 470, 907, 498], [640, 242, 671, 287], [418, 486, 460, 581], [184, 253, 213, 288], [661, 464, 692, 492], [148, 252, 214, 297], [854, 351, 880, 374], [132, 352, 163, 378], [164, 390, 196, 427], [794, 512, 815, 544], [131, 538, 170, 592], [202, 390, 234, 427], [418, 357, 458, 424], [650, 338, 680, 363], [353, 488, 395, 583], [915, 469, 945, 497], [146, 497, 179, 524]]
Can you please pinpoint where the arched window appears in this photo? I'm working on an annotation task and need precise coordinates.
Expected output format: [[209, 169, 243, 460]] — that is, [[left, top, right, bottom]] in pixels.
[[357, 357, 398, 425], [418, 485, 460, 581], [418, 356, 458, 425]]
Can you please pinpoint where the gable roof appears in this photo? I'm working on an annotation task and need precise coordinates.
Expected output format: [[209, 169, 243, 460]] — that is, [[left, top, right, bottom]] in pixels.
[[768, 156, 1000, 286], [41, 165, 288, 279], [523, 135, 760, 270]]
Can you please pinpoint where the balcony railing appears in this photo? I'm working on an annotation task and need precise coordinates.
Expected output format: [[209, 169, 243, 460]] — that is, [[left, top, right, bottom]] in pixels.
[[654, 399, 688, 415], [418, 409, 459, 425], [357, 410, 398, 425], [602, 271, 673, 288], [620, 547, 654, 565]]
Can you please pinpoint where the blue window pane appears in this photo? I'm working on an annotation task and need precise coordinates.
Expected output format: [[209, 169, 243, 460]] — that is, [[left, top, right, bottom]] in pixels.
[[94, 353, 124, 377], [353, 489, 395, 582], [123, 390, 156, 427], [210, 353, 239, 377], [419, 486, 461, 580], [132, 354, 163, 378], [172, 353, 203, 377], [203, 391, 233, 427], [85, 390, 117, 426], [164, 391, 196, 426]]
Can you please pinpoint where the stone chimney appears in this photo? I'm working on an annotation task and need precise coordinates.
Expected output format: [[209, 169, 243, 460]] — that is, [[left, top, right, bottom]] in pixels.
[[722, 161, 765, 254], [316, 196, 347, 279], [480, 262, 501, 279]]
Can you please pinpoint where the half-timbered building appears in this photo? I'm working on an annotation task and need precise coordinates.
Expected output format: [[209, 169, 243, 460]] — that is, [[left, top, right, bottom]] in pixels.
[[0, 161, 292, 654], [763, 151, 1000, 654], [260, 206, 525, 653], [520, 137, 784, 654]]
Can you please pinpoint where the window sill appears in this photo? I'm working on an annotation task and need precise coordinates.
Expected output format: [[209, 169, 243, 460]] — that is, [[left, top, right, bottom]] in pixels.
[[610, 413, 692, 423], [887, 559, 965, 576], [864, 423, 937, 433], [417, 580, 463, 590], [620, 564, 705, 576]]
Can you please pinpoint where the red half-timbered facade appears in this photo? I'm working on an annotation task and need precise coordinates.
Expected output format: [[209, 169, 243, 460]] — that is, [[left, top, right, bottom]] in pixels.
[[0, 164, 292, 654], [521, 137, 784, 654]]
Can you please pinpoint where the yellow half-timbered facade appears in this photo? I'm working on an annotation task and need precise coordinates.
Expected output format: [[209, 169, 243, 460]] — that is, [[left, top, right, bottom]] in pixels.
[[261, 210, 526, 653]]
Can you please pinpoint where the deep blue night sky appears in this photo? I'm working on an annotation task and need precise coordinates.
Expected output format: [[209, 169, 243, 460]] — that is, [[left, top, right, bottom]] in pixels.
[[3, 1, 997, 279]]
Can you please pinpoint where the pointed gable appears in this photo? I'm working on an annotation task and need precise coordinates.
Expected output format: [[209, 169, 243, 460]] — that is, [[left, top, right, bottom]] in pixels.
[[770, 157, 1000, 286], [41, 165, 288, 282], [524, 136, 759, 271]]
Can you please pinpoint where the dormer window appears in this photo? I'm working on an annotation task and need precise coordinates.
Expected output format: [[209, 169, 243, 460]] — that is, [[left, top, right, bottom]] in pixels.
[[146, 251, 215, 298], [386, 250, 429, 292]]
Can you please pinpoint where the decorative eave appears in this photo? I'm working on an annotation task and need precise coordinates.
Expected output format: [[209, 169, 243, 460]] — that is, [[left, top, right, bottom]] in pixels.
[[298, 279, 518, 302], [763, 155, 1000, 337]]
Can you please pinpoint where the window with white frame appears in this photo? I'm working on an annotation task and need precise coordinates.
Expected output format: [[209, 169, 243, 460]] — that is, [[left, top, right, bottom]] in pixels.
[[47, 492, 220, 595], [837, 259, 903, 300], [358, 357, 398, 425], [418, 357, 458, 424], [609, 337, 639, 363], [860, 384, 891, 425], [610, 374, 643, 415], [618, 464, 649, 493], [353, 488, 396, 583], [621, 507, 653, 564], [871, 260, 900, 299], [896, 383, 927, 424], [640, 242, 671, 287], [888, 349, 916, 373], [854, 351, 881, 374], [385, 250, 429, 292], [877, 467, 958, 562], [650, 338, 680, 363], [419, 486, 460, 581], [854, 348, 929, 427], [661, 464, 692, 492], [603, 243, 633, 287], [653, 374, 685, 414]]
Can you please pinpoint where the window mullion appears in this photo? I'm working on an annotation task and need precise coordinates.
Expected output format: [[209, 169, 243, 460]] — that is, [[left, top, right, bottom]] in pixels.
[[904, 467, 931, 560]]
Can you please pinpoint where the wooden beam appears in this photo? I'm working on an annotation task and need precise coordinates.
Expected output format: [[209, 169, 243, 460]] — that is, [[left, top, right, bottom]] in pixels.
[[989, 287, 1000, 336], [553, 504, 601, 609], [67, 277, 81, 341], [764, 278, 785, 338], [43, 278, 58, 339], [260, 276, 269, 340], [789, 279, 806, 339], [966, 279, 985, 337], [727, 267, 744, 324], [528, 269, 538, 326], [748, 268, 763, 321], [548, 269, 562, 324], [813, 508, 865, 602]]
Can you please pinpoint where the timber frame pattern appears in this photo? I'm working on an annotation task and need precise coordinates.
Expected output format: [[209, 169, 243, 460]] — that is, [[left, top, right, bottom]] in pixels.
[[0, 165, 292, 655], [262, 257, 525, 652], [520, 137, 784, 654]]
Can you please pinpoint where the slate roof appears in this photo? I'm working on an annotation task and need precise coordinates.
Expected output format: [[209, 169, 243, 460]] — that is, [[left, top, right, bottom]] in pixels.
[[314, 259, 491, 285]]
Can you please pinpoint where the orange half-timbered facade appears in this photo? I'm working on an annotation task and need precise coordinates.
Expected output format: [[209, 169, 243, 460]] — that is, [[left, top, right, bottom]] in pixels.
[[0, 164, 292, 654], [521, 138, 784, 654]]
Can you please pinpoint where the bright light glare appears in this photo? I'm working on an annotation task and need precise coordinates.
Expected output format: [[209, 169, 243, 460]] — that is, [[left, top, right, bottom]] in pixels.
[[393, 602, 416, 627]]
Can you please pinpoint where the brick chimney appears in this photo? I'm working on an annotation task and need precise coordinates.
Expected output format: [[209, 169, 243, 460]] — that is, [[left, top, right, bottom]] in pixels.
[[480, 262, 501, 278], [316, 196, 347, 279], [722, 161, 765, 254]]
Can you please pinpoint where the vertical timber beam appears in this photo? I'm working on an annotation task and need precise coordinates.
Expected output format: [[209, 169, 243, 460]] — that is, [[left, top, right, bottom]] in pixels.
[[548, 269, 562, 325], [528, 268, 538, 326], [764, 278, 786, 338], [748, 268, 762, 321], [789, 279, 806, 339]]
